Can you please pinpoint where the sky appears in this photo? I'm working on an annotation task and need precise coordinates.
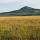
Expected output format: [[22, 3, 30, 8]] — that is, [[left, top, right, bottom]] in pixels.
[[0, 0, 40, 12]]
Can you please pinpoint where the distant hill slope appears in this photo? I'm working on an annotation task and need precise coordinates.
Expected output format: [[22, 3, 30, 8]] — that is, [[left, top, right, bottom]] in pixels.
[[10, 6, 33, 13], [0, 6, 40, 16]]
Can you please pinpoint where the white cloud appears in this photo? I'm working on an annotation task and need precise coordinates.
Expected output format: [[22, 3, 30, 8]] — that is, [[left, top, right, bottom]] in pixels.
[[0, 0, 31, 7], [31, 0, 40, 9], [0, 0, 40, 9], [0, 0, 30, 3], [0, 0, 16, 3]]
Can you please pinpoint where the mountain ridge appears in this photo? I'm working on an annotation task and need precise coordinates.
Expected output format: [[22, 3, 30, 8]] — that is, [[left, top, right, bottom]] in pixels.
[[0, 6, 40, 16]]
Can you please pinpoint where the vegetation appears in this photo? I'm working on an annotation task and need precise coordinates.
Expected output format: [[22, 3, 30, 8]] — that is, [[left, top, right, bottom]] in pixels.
[[0, 16, 40, 40]]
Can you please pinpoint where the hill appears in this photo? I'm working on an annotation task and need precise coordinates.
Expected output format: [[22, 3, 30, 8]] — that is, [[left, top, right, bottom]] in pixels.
[[0, 6, 40, 16]]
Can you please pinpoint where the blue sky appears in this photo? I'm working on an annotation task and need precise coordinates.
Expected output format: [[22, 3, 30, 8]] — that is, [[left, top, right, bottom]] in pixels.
[[0, 0, 40, 12]]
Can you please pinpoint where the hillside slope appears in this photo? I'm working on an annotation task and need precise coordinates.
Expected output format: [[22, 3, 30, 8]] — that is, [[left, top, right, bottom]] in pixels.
[[0, 6, 40, 16]]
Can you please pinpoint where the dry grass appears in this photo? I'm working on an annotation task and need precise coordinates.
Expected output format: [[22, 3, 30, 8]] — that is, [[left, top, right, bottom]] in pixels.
[[0, 16, 40, 40]]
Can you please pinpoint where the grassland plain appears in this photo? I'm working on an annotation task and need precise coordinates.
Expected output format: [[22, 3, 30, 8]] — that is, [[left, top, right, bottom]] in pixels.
[[0, 16, 40, 40]]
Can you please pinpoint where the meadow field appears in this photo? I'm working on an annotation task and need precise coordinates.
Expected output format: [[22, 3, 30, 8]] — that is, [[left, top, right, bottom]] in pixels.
[[0, 16, 40, 40]]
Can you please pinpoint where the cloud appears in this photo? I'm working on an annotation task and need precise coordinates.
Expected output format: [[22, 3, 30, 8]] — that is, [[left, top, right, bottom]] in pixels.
[[0, 0, 31, 8], [0, 0, 30, 3], [0, 0, 40, 9], [0, 0, 16, 3], [31, 0, 40, 9]]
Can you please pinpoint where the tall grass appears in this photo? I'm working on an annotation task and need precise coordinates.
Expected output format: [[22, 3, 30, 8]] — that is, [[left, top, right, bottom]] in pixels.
[[0, 16, 40, 40]]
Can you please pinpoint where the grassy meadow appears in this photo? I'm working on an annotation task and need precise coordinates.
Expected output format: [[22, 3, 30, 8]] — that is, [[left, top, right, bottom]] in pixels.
[[0, 16, 40, 40]]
